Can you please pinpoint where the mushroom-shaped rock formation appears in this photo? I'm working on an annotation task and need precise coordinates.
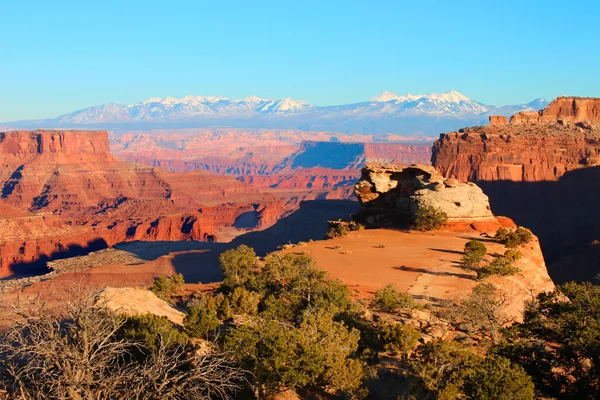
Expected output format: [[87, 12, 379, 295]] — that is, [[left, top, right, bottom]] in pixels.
[[354, 164, 493, 225]]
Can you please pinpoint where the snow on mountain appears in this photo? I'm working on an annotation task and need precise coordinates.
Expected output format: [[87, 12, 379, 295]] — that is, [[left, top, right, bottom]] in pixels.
[[259, 97, 313, 114], [8, 91, 555, 135], [370, 91, 423, 103], [367, 90, 489, 115]]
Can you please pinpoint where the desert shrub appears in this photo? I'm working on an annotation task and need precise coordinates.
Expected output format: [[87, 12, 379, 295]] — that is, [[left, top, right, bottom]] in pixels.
[[462, 240, 487, 270], [227, 286, 261, 316], [462, 355, 535, 400], [496, 282, 600, 398], [184, 305, 220, 339], [260, 293, 299, 321], [0, 289, 245, 399], [450, 283, 511, 344], [372, 284, 415, 312], [325, 221, 350, 239], [378, 321, 420, 355], [219, 244, 257, 290], [409, 339, 533, 399], [410, 339, 479, 398], [224, 310, 364, 398], [495, 227, 509, 242], [479, 255, 520, 278], [413, 204, 448, 231], [503, 249, 522, 262], [118, 313, 189, 354], [496, 227, 533, 248], [151, 273, 185, 302]]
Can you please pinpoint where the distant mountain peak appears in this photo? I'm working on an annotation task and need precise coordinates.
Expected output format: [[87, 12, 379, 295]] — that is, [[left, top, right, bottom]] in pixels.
[[427, 90, 472, 103], [370, 91, 423, 103], [7, 91, 555, 136]]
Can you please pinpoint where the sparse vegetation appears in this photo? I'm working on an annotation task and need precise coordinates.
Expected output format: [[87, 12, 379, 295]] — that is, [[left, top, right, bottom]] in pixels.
[[378, 321, 420, 355], [413, 204, 448, 231], [479, 254, 520, 278], [151, 273, 185, 302], [449, 283, 511, 344], [3, 240, 593, 400], [462, 240, 487, 270], [461, 240, 520, 279], [495, 227, 533, 248], [0, 289, 245, 399], [372, 284, 415, 312], [325, 221, 350, 239]]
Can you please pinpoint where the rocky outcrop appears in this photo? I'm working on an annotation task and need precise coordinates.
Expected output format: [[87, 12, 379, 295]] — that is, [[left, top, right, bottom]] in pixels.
[[98, 287, 185, 325], [354, 164, 493, 225], [511, 97, 600, 125], [0, 130, 110, 155], [489, 116, 508, 126]]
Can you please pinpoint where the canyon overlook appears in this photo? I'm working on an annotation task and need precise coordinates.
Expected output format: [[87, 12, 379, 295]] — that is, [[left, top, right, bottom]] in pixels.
[[432, 97, 600, 281]]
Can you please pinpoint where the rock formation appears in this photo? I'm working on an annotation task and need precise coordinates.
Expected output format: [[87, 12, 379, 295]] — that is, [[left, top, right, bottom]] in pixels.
[[431, 97, 600, 282], [354, 164, 493, 225], [432, 97, 600, 183], [510, 97, 600, 125]]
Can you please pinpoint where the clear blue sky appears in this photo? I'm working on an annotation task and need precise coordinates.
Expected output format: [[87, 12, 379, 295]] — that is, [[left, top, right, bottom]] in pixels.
[[1, 0, 599, 121]]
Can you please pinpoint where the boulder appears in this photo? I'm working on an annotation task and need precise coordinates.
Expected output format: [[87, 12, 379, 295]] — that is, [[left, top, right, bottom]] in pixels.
[[97, 287, 185, 325], [354, 164, 493, 224]]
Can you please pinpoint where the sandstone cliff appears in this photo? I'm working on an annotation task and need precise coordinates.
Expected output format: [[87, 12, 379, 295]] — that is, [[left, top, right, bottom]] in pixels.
[[0, 130, 286, 277], [431, 97, 600, 282], [510, 97, 600, 125]]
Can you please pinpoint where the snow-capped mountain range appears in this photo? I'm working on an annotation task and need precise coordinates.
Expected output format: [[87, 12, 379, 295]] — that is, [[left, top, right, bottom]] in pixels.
[[5, 91, 551, 135]]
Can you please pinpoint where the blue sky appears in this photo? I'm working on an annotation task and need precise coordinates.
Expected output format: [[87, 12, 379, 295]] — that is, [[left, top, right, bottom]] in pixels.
[[1, 0, 599, 121]]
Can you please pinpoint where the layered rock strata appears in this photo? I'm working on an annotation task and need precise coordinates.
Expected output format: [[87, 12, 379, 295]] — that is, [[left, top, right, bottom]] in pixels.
[[0, 130, 284, 277], [431, 97, 600, 281]]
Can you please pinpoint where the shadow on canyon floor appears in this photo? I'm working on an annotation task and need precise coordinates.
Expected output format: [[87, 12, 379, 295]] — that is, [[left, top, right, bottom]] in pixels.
[[114, 200, 360, 283], [2, 238, 110, 281], [478, 165, 600, 284]]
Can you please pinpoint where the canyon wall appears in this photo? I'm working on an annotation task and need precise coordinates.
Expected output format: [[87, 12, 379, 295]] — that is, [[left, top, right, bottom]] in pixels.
[[431, 97, 600, 282], [510, 97, 600, 125], [0, 130, 285, 277]]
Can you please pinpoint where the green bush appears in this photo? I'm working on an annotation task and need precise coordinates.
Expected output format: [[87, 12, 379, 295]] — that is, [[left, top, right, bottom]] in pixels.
[[325, 222, 350, 239], [462, 240, 487, 270], [413, 204, 448, 231], [479, 255, 520, 278], [224, 311, 364, 398], [228, 287, 261, 316], [496, 282, 600, 398], [219, 244, 257, 290], [118, 313, 189, 354], [495, 227, 533, 248], [378, 322, 420, 355], [462, 356, 535, 400], [184, 305, 220, 339], [410, 339, 479, 398], [503, 249, 522, 262], [151, 273, 185, 302], [372, 285, 415, 312]]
